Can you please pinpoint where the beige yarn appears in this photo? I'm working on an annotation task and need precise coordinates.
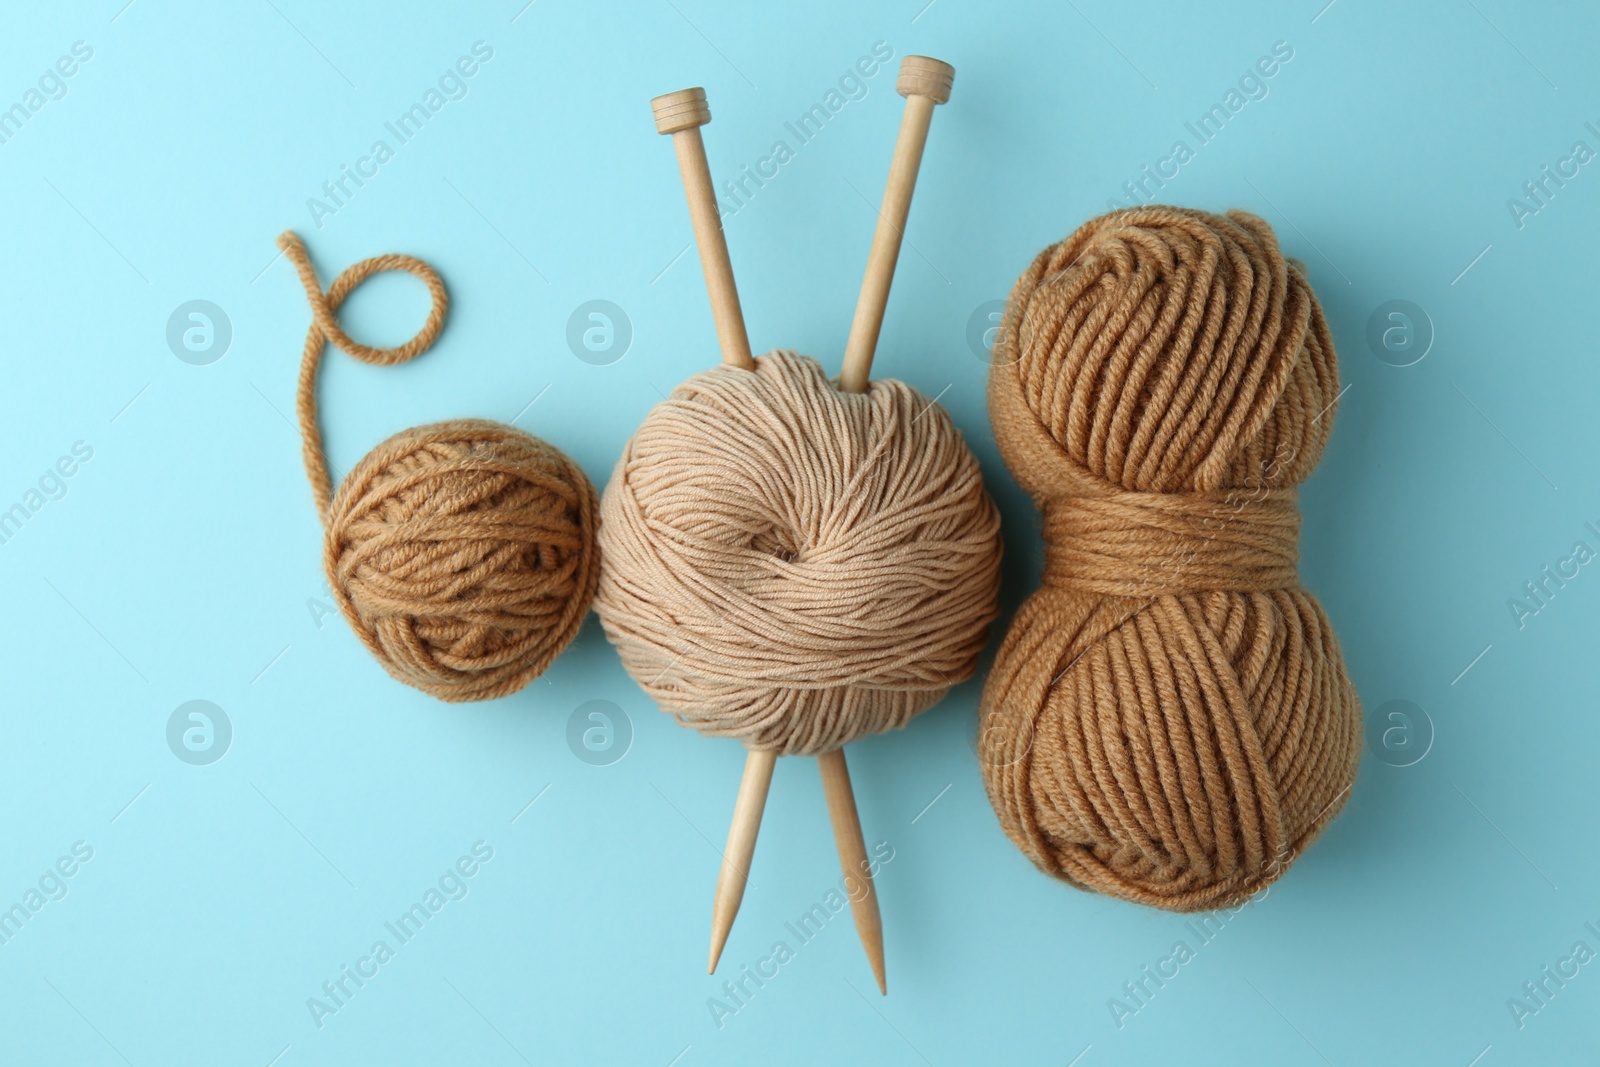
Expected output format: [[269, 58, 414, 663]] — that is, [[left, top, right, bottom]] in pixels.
[[980, 207, 1360, 911], [280, 231, 599, 703], [595, 350, 1002, 755]]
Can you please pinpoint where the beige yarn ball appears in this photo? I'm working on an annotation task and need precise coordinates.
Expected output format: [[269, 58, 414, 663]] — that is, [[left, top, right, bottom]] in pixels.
[[595, 350, 1002, 755]]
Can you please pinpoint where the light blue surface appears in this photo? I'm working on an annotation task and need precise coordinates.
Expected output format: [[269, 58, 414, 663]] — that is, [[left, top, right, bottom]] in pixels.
[[2, 1, 1598, 1064]]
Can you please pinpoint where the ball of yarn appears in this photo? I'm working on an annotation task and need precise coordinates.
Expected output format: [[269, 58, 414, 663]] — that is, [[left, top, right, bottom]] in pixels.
[[596, 350, 1002, 755], [981, 207, 1360, 911], [278, 231, 599, 703], [325, 418, 599, 703]]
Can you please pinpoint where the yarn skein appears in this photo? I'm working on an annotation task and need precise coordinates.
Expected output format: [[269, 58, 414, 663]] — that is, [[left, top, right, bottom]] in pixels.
[[595, 349, 1002, 756], [980, 207, 1360, 911], [279, 231, 599, 702]]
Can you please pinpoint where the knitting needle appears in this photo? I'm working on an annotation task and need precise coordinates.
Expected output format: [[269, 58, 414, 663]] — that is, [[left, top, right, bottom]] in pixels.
[[651, 86, 777, 975], [823, 54, 957, 997], [651, 88, 755, 372], [839, 55, 954, 393]]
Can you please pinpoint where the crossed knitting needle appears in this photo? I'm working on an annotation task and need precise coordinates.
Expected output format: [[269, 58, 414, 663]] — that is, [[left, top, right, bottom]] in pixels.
[[651, 55, 955, 995]]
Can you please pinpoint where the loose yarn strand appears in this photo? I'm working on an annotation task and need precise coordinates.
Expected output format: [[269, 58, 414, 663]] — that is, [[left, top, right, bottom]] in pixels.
[[278, 230, 448, 519]]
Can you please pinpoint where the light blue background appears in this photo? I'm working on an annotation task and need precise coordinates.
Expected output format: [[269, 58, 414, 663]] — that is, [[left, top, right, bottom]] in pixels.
[[1, 1, 1597, 1064]]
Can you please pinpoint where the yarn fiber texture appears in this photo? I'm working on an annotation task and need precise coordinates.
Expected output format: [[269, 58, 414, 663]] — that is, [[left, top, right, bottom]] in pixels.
[[280, 232, 599, 703], [981, 207, 1360, 911], [595, 350, 1002, 755]]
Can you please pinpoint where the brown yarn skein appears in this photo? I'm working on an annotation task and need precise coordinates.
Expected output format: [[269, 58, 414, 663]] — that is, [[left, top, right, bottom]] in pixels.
[[279, 232, 599, 702], [981, 207, 1360, 911], [595, 350, 1002, 755]]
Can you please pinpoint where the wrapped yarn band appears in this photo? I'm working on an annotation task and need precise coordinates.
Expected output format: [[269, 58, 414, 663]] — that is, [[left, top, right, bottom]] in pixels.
[[1041, 487, 1301, 599], [279, 232, 599, 702]]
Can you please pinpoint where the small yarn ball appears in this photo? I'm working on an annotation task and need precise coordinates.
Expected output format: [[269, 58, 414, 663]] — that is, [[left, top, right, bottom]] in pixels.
[[277, 231, 600, 704], [325, 417, 600, 703], [981, 207, 1360, 911], [595, 350, 1002, 755]]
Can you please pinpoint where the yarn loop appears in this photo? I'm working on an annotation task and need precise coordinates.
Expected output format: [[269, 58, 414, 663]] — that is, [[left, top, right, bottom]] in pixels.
[[595, 350, 1002, 755], [280, 231, 599, 702], [981, 207, 1360, 911]]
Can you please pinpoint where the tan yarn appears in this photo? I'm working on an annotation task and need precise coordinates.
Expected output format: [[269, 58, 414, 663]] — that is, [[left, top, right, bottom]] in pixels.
[[595, 350, 1002, 755], [280, 231, 599, 702], [981, 207, 1360, 911]]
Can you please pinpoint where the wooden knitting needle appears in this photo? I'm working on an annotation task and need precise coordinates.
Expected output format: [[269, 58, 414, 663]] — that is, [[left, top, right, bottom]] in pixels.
[[651, 87, 776, 976], [652, 88, 755, 372], [820, 55, 957, 996], [839, 55, 954, 393], [816, 748, 884, 991]]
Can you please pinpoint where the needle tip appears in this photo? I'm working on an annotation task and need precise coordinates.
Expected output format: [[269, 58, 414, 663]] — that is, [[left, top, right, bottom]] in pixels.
[[708, 926, 730, 974]]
